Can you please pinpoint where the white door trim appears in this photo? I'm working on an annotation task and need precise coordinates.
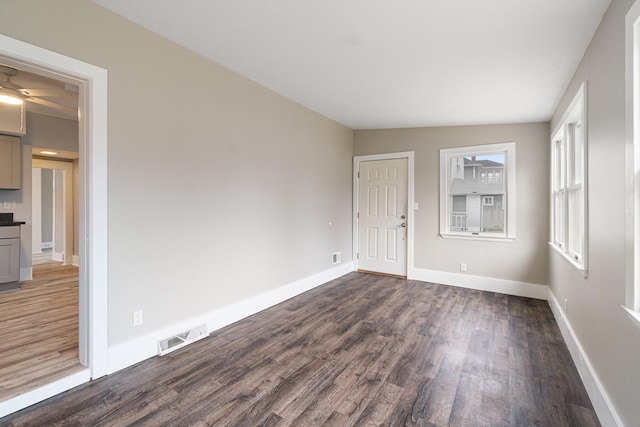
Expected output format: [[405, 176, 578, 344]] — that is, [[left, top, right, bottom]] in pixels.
[[0, 36, 108, 381], [353, 152, 414, 275]]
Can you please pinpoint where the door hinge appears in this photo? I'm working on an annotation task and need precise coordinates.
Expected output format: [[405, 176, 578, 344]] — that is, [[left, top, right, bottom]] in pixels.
[[357, 252, 359, 260], [357, 171, 360, 178], [357, 212, 359, 219]]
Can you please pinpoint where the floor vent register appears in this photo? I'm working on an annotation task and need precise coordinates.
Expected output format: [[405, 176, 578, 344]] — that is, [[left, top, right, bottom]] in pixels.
[[158, 324, 209, 356]]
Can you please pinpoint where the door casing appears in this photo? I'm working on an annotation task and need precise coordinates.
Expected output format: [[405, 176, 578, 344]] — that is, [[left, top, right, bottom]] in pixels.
[[0, 34, 108, 417], [353, 152, 415, 277]]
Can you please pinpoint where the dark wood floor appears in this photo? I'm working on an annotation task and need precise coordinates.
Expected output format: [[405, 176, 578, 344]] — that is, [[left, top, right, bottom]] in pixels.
[[1, 272, 599, 426]]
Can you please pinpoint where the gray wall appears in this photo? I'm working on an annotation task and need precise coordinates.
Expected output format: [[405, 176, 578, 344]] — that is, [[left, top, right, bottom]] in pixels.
[[23, 112, 78, 152], [0, 1, 354, 345], [41, 168, 53, 244], [354, 123, 550, 286], [549, 0, 640, 425]]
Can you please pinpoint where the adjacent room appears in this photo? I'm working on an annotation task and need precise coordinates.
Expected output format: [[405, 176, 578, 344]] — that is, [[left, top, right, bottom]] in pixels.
[[0, 0, 638, 425]]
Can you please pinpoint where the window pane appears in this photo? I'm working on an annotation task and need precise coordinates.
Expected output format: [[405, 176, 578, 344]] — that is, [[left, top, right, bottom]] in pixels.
[[554, 190, 565, 246], [450, 195, 466, 231], [553, 140, 563, 191], [568, 186, 583, 259], [573, 123, 583, 185], [449, 153, 505, 194], [482, 194, 504, 233], [559, 139, 566, 189]]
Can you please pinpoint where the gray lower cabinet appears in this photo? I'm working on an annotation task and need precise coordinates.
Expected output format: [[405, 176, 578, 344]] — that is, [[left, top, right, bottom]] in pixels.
[[0, 226, 20, 285]]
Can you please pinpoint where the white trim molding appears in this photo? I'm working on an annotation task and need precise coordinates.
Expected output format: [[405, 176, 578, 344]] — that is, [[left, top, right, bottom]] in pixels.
[[107, 262, 355, 374], [409, 267, 547, 300], [19, 267, 32, 282], [548, 289, 622, 427], [625, 0, 640, 326]]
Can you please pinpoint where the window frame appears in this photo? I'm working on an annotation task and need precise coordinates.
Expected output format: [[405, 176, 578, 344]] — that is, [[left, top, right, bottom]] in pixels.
[[439, 142, 516, 241], [624, 0, 640, 325], [550, 82, 588, 276]]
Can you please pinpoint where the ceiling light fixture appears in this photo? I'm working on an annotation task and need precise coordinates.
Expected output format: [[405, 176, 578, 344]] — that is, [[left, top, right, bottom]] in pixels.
[[0, 93, 23, 105], [39, 151, 58, 155]]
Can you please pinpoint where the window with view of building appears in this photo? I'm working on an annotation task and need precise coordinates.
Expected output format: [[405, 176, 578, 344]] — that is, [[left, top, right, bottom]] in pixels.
[[440, 142, 516, 240]]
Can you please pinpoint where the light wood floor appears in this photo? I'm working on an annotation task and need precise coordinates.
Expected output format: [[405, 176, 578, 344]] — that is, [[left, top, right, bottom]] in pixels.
[[0, 255, 82, 402], [1, 272, 599, 426]]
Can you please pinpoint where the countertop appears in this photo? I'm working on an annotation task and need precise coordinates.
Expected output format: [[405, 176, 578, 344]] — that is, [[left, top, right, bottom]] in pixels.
[[0, 222, 25, 227]]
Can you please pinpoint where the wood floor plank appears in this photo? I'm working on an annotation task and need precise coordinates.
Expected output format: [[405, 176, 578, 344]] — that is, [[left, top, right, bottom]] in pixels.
[[0, 259, 81, 402], [0, 272, 600, 426]]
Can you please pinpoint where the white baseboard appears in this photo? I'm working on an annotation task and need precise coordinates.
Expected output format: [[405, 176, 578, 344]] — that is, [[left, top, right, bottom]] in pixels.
[[0, 368, 90, 418], [106, 261, 355, 375], [72, 255, 79, 266], [408, 267, 548, 300], [19, 267, 32, 282], [51, 251, 63, 262], [547, 289, 621, 427]]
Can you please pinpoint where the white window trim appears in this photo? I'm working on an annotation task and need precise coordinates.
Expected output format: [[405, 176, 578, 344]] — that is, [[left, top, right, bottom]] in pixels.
[[624, 0, 640, 326], [549, 82, 588, 277], [439, 142, 516, 242]]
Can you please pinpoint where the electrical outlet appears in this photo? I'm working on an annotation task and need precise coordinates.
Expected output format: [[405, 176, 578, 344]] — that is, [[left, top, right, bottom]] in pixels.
[[133, 310, 143, 327], [460, 262, 467, 272], [2, 201, 16, 210], [332, 252, 341, 264]]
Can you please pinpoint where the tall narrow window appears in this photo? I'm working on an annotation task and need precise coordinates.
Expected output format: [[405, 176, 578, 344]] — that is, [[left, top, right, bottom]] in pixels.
[[550, 82, 587, 274], [625, 0, 640, 320], [440, 142, 516, 240]]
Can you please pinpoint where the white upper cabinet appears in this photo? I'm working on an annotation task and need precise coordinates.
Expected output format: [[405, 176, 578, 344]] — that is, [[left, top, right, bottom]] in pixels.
[[0, 135, 21, 190], [0, 102, 26, 136]]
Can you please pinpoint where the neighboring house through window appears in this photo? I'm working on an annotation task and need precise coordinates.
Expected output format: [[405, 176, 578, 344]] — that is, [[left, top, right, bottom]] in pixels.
[[440, 142, 516, 241]]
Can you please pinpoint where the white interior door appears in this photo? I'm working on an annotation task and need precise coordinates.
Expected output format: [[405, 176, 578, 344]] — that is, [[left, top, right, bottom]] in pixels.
[[357, 158, 408, 276]]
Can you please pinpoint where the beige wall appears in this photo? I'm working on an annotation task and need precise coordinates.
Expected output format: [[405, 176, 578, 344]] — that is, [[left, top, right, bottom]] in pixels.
[[0, 1, 353, 345], [549, 0, 640, 425], [354, 123, 550, 286]]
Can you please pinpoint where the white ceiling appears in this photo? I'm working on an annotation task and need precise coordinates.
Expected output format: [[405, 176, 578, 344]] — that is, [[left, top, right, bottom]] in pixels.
[[94, 0, 610, 129]]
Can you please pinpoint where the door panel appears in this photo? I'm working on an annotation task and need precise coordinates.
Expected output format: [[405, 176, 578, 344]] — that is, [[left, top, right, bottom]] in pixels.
[[357, 158, 408, 276]]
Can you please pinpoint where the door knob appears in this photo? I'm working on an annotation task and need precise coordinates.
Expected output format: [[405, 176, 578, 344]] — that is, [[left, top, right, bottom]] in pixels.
[[400, 223, 406, 228], [400, 215, 406, 219]]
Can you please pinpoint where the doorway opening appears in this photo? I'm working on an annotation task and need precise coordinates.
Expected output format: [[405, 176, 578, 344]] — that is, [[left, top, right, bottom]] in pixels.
[[0, 35, 107, 417], [32, 159, 76, 266]]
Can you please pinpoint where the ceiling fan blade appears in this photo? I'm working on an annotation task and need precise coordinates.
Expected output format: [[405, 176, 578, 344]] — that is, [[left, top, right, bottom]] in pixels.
[[0, 80, 24, 92], [26, 97, 77, 116], [19, 88, 72, 98]]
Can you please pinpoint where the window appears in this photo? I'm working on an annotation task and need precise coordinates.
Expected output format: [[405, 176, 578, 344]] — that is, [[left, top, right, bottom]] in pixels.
[[625, 0, 640, 322], [440, 142, 516, 240], [550, 82, 587, 275]]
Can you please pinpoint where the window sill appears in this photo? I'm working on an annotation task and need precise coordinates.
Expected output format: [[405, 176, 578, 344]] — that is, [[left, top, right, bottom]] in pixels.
[[622, 306, 640, 331], [440, 233, 515, 243], [549, 242, 587, 277]]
